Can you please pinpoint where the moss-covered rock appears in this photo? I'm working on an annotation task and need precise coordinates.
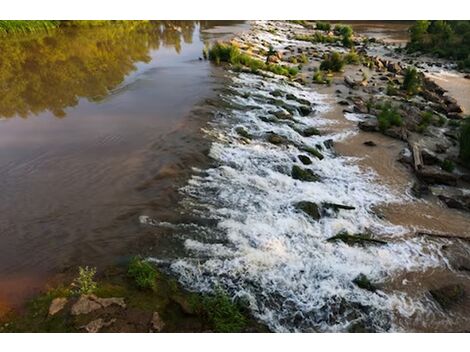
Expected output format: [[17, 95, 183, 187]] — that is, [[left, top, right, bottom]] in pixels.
[[235, 126, 251, 139], [327, 231, 387, 246], [298, 154, 312, 165], [322, 202, 355, 212], [353, 274, 377, 292], [295, 201, 321, 220], [267, 132, 286, 145], [302, 146, 324, 160], [301, 127, 321, 137], [291, 165, 320, 182]]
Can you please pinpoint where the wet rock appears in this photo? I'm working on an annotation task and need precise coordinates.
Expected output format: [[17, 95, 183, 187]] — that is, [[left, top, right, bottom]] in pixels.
[[71, 295, 102, 315], [322, 202, 355, 212], [301, 127, 321, 137], [358, 119, 379, 132], [150, 312, 165, 332], [271, 110, 293, 120], [338, 100, 350, 106], [297, 105, 311, 116], [429, 284, 465, 309], [383, 126, 408, 141], [411, 180, 430, 198], [291, 165, 320, 182], [295, 201, 321, 220], [363, 141, 376, 147], [302, 146, 324, 160], [267, 132, 286, 145], [416, 166, 458, 186], [82, 318, 116, 333], [398, 147, 413, 165], [298, 154, 312, 165], [353, 274, 377, 292], [344, 75, 359, 89], [235, 126, 251, 139], [431, 186, 470, 211], [465, 74, 470, 80], [327, 231, 387, 246], [48, 297, 67, 316], [323, 139, 334, 149], [270, 89, 283, 97], [97, 297, 126, 309]]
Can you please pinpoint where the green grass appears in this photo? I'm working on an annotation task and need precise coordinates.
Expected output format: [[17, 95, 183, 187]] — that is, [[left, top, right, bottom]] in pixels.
[[312, 69, 331, 84], [207, 42, 298, 78], [201, 290, 247, 333], [441, 159, 455, 172], [0, 20, 59, 35], [377, 103, 402, 132], [316, 22, 331, 31], [320, 52, 345, 72], [344, 50, 361, 64], [402, 67, 421, 96], [294, 33, 339, 44], [127, 256, 158, 290], [460, 118, 470, 167]]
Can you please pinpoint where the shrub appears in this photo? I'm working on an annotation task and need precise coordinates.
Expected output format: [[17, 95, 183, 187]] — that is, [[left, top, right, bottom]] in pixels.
[[312, 69, 331, 84], [441, 159, 455, 172], [386, 82, 399, 96], [460, 118, 470, 167], [402, 67, 421, 95], [202, 290, 247, 333], [72, 266, 97, 295], [334, 24, 353, 38], [206, 42, 298, 78], [128, 256, 157, 290], [320, 52, 345, 72], [377, 103, 402, 131], [344, 50, 361, 64], [316, 22, 331, 31]]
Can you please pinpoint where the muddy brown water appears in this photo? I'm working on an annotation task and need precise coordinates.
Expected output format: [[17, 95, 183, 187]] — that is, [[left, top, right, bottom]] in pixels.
[[0, 21, 249, 312]]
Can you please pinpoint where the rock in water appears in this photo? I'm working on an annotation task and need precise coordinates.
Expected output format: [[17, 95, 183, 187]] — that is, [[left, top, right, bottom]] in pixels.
[[150, 312, 165, 332], [430, 284, 465, 309], [291, 165, 320, 182], [298, 154, 312, 165], [353, 274, 377, 292], [48, 297, 67, 316], [295, 201, 321, 220]]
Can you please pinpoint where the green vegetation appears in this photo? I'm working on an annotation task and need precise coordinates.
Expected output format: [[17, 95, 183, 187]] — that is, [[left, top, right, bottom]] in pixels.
[[320, 52, 345, 72], [334, 24, 354, 48], [316, 22, 331, 31], [386, 82, 399, 96], [0, 21, 195, 118], [407, 21, 470, 70], [312, 69, 331, 84], [416, 111, 444, 133], [294, 32, 339, 44], [71, 266, 97, 295], [402, 67, 421, 96], [202, 290, 247, 333], [0, 20, 59, 34], [344, 50, 361, 64], [441, 159, 455, 173], [127, 257, 158, 290], [377, 103, 403, 132], [207, 42, 298, 78], [460, 118, 470, 167]]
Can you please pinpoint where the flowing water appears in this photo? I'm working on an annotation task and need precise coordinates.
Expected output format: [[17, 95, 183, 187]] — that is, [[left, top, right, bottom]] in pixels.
[[1, 20, 470, 332], [145, 21, 470, 332], [0, 21, 249, 311]]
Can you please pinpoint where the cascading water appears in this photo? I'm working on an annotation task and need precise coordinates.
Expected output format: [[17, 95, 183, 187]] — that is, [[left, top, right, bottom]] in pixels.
[[145, 21, 467, 332]]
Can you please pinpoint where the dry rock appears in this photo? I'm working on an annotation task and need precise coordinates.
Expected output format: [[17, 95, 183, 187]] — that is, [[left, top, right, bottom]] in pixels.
[[150, 312, 165, 332], [48, 297, 68, 316]]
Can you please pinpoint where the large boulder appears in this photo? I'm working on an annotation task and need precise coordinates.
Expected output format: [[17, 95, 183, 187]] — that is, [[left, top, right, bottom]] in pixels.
[[416, 166, 458, 186], [295, 201, 321, 220], [291, 165, 320, 182], [429, 284, 465, 309]]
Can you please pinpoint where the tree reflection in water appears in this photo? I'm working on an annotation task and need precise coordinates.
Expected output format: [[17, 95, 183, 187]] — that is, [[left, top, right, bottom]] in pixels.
[[0, 21, 197, 118]]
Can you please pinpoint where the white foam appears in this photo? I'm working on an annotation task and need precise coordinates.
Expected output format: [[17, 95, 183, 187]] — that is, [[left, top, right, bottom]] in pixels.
[[154, 22, 458, 332]]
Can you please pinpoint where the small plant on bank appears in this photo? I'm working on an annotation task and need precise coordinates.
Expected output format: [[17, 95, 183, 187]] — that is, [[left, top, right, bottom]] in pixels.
[[441, 159, 455, 173], [320, 52, 345, 72], [402, 67, 421, 96], [315, 22, 331, 31], [386, 82, 399, 96], [312, 69, 331, 84], [128, 256, 158, 290], [377, 103, 403, 132], [202, 290, 247, 333], [344, 50, 361, 64], [72, 266, 98, 295]]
